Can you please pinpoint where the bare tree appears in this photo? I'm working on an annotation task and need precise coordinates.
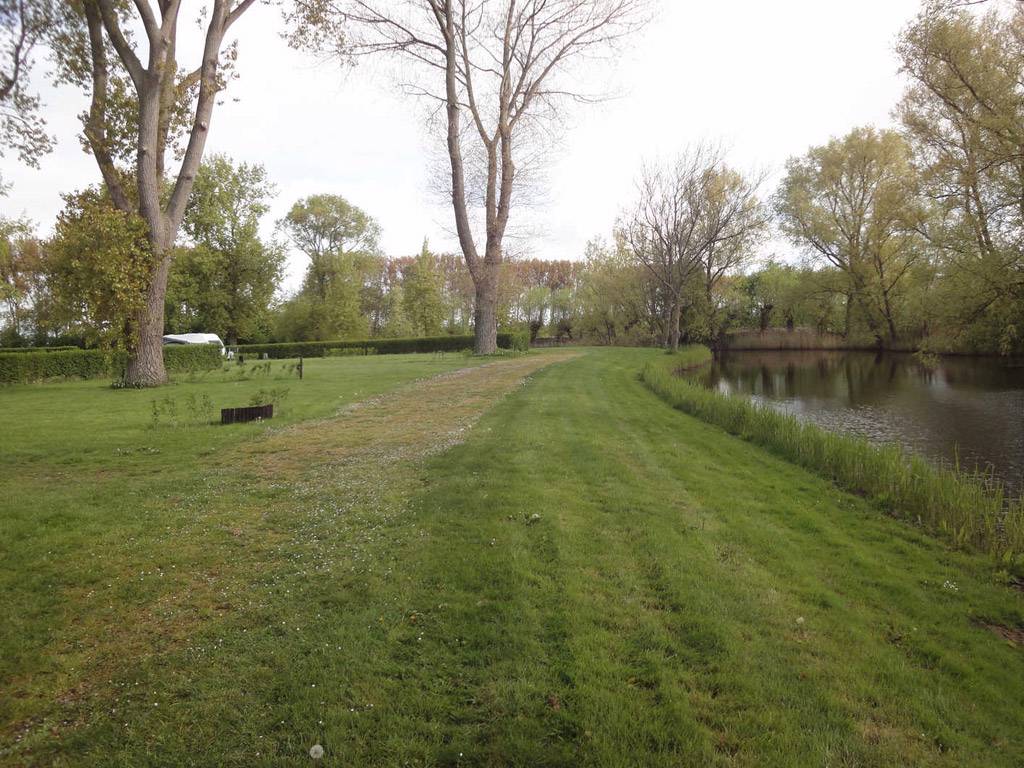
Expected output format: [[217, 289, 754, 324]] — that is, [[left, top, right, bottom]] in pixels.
[[288, 0, 649, 353], [52, 1, 257, 385], [624, 145, 766, 352]]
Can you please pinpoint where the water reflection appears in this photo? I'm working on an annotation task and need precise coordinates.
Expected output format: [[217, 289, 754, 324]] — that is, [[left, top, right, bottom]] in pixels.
[[700, 351, 1024, 495]]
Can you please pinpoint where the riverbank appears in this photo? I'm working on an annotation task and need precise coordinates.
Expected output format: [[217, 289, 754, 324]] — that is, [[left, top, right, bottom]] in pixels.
[[719, 328, 1024, 358], [2, 349, 1023, 766], [643, 348, 1024, 564], [704, 349, 1024, 492]]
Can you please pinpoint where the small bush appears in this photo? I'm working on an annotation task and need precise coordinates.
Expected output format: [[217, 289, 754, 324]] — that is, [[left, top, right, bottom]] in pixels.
[[249, 387, 290, 410], [150, 395, 180, 428], [236, 334, 515, 359], [508, 330, 530, 352], [641, 347, 1024, 564]]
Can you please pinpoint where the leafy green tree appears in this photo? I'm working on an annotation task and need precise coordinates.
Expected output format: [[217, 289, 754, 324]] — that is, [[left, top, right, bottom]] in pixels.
[[279, 194, 381, 300], [403, 241, 446, 337], [0, 216, 41, 343], [274, 194, 380, 340], [381, 280, 413, 338], [166, 155, 284, 344], [520, 285, 550, 341], [898, 5, 1024, 354], [1, 0, 56, 189], [44, 187, 154, 349], [47, 0, 258, 385], [740, 261, 846, 335], [776, 127, 927, 345], [548, 286, 577, 341], [576, 236, 649, 345]]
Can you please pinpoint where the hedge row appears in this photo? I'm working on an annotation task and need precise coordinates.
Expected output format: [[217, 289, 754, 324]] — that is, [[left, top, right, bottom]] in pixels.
[[0, 344, 222, 384], [0, 349, 112, 383], [163, 344, 224, 373], [0, 346, 82, 354], [235, 333, 519, 359]]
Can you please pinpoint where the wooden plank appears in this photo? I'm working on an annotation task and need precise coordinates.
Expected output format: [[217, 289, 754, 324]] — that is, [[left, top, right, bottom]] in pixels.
[[221, 404, 273, 425]]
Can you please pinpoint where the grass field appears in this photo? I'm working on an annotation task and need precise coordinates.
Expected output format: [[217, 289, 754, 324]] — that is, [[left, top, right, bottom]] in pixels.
[[2, 348, 1022, 766]]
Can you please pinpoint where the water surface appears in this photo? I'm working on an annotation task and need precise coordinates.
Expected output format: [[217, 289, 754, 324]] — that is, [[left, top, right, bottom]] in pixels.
[[700, 351, 1024, 495]]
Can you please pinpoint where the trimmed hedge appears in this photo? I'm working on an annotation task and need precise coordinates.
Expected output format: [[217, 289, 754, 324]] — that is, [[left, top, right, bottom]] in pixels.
[[0, 348, 112, 383], [236, 333, 516, 359], [0, 346, 82, 354], [162, 344, 224, 373], [0, 344, 222, 384]]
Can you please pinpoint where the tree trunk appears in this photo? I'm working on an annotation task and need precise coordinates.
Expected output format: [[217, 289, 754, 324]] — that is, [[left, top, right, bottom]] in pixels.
[[473, 266, 498, 354], [660, 301, 672, 349], [881, 290, 898, 344], [123, 253, 171, 387], [668, 297, 682, 352]]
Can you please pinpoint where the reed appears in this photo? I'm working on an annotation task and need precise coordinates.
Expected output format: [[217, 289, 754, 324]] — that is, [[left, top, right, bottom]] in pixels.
[[642, 348, 1024, 565], [721, 328, 849, 351]]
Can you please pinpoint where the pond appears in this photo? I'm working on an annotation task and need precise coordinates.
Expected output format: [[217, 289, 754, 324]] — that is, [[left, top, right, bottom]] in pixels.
[[699, 350, 1024, 496]]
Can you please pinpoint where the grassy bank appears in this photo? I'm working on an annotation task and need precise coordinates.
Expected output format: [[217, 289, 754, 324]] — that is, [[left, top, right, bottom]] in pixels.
[[3, 349, 1023, 765], [642, 349, 1024, 565]]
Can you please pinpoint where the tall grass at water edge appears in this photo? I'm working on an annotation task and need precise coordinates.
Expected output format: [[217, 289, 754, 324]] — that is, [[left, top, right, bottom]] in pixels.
[[642, 346, 1024, 566]]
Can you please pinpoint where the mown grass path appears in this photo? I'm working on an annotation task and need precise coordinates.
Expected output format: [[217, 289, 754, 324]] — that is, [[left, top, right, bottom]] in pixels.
[[3, 349, 1023, 767]]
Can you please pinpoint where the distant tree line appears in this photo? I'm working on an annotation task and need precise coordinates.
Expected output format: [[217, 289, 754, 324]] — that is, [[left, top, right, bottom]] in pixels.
[[2, 1, 1023, 359], [579, 3, 1024, 355], [0, 157, 582, 348]]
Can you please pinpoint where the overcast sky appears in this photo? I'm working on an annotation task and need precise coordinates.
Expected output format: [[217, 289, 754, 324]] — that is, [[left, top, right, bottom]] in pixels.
[[1, 0, 925, 292]]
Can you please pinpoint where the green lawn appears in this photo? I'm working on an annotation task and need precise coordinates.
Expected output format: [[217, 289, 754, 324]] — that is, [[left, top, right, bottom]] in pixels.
[[2, 348, 1022, 766]]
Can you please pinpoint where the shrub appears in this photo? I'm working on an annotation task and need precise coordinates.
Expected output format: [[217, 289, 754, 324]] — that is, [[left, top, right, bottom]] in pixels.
[[641, 347, 1024, 564], [508, 330, 530, 352], [0, 344, 222, 384], [249, 387, 290, 410], [237, 334, 515, 359]]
